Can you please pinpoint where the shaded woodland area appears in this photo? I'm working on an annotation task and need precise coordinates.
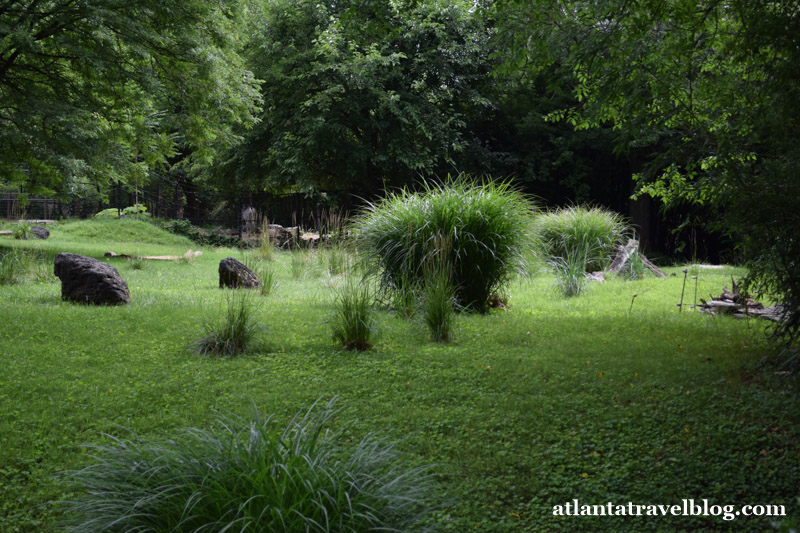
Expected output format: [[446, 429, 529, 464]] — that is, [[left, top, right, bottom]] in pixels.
[[2, 0, 798, 336]]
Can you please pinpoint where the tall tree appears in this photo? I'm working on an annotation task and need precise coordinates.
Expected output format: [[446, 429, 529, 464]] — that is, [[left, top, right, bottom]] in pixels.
[[495, 0, 800, 342], [0, 0, 261, 197], [218, 0, 491, 195]]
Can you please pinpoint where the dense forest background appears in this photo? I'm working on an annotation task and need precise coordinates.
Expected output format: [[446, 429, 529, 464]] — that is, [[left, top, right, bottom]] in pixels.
[[2, 1, 798, 334]]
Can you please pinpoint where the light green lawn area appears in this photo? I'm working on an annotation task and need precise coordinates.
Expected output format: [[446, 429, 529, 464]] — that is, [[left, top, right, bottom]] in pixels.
[[1, 218, 798, 532]]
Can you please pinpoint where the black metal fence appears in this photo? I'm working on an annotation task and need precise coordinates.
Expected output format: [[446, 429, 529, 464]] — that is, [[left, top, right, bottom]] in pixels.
[[1, 177, 354, 235]]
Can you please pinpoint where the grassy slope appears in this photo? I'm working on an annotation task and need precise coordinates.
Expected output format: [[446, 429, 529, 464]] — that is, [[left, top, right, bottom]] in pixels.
[[0, 219, 798, 532]]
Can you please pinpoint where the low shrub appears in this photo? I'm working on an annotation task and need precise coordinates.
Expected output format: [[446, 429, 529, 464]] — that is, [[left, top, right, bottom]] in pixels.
[[62, 399, 438, 533], [95, 203, 149, 218], [330, 278, 377, 351], [355, 175, 536, 312], [536, 205, 627, 273], [193, 290, 258, 356]]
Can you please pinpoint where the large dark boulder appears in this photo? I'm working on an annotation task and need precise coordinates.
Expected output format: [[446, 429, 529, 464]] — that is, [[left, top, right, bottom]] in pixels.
[[219, 257, 259, 289], [30, 225, 49, 239], [53, 253, 130, 305]]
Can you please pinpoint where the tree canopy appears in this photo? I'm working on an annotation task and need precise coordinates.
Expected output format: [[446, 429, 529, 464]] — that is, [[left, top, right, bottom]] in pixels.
[[217, 0, 492, 195], [494, 0, 800, 340], [0, 0, 261, 197]]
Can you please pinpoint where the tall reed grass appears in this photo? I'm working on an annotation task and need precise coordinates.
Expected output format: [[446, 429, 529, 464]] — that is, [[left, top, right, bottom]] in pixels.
[[536, 205, 627, 273], [330, 277, 376, 351], [354, 175, 536, 312]]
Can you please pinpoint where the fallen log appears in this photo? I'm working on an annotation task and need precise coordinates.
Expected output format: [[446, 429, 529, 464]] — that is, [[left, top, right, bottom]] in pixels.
[[698, 280, 787, 322], [0, 230, 12, 236], [608, 238, 666, 277], [105, 249, 202, 261]]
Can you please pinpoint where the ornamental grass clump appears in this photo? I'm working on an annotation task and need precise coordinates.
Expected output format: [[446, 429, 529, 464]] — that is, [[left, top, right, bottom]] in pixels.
[[193, 290, 258, 356], [536, 205, 627, 273], [548, 236, 604, 297], [330, 277, 377, 351], [62, 399, 438, 533], [355, 175, 536, 313]]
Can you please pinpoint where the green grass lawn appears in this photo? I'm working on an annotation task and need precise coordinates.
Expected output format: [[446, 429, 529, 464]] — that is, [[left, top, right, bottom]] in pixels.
[[1, 219, 798, 532]]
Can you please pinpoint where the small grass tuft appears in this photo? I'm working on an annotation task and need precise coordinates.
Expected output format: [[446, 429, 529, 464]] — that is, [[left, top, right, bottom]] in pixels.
[[330, 277, 377, 351], [193, 290, 258, 357], [0, 248, 55, 284], [13, 222, 31, 240], [422, 266, 456, 342], [620, 249, 647, 281], [127, 254, 146, 270], [255, 218, 274, 261], [548, 237, 603, 297], [290, 249, 311, 279], [256, 263, 277, 296]]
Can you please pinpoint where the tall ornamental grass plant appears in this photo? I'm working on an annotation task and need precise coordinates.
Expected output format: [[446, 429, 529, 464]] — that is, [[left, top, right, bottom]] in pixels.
[[536, 205, 627, 273], [354, 176, 536, 312], [62, 399, 438, 533]]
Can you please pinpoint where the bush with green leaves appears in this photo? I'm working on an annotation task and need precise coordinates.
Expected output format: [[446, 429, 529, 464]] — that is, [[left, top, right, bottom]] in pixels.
[[193, 290, 258, 357], [95, 204, 149, 218], [355, 176, 536, 312], [536, 205, 627, 273], [62, 398, 437, 533]]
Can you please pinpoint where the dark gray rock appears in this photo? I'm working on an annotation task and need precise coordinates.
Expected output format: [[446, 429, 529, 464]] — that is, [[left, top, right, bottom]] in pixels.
[[219, 257, 259, 289], [30, 225, 49, 239], [53, 253, 130, 305]]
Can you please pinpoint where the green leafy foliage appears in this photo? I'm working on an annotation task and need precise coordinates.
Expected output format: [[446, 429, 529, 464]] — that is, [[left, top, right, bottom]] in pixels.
[[494, 0, 800, 342], [219, 0, 491, 193], [0, 0, 260, 195], [355, 176, 537, 312], [157, 218, 245, 249], [95, 204, 148, 218], [62, 399, 438, 532]]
